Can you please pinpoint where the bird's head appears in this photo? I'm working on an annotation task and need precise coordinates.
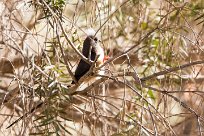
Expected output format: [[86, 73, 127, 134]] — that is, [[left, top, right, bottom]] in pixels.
[[82, 29, 110, 66]]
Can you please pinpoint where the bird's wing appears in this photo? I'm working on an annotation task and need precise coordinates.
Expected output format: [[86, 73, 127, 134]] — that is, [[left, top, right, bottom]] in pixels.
[[73, 60, 91, 82]]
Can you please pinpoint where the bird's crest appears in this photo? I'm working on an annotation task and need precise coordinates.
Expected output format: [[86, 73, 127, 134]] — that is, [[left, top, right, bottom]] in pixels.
[[86, 28, 96, 36]]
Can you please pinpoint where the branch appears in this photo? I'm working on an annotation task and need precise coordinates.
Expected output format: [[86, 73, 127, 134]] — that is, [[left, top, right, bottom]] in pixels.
[[41, 0, 93, 65], [71, 77, 107, 95], [111, 60, 204, 82], [56, 26, 77, 84], [142, 84, 204, 121], [58, 20, 93, 65], [68, 59, 204, 96], [6, 102, 44, 129], [98, 26, 159, 70], [141, 60, 204, 81]]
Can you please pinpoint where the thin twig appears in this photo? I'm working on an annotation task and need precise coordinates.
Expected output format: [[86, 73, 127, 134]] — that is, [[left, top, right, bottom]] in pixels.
[[109, 60, 204, 82], [41, 0, 93, 65], [58, 19, 93, 65], [141, 60, 204, 81], [98, 26, 159, 69], [56, 23, 77, 84]]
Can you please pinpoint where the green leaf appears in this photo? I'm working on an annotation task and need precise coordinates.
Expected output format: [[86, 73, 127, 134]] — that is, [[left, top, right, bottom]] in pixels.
[[58, 122, 72, 135], [147, 89, 155, 100], [29, 132, 45, 135], [170, 10, 180, 21], [141, 22, 148, 30], [152, 38, 159, 47], [195, 14, 204, 21], [35, 116, 55, 127]]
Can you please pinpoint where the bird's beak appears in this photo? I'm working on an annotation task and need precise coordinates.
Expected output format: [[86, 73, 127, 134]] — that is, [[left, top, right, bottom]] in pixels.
[[103, 56, 110, 62]]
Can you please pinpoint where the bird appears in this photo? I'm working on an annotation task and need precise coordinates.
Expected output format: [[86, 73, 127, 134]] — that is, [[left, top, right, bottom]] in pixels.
[[72, 30, 108, 85]]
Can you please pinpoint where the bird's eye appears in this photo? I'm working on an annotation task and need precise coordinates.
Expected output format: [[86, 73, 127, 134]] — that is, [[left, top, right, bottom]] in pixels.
[[94, 37, 98, 42]]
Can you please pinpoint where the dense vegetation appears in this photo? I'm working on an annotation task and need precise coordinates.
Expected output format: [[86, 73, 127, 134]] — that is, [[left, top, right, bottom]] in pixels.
[[0, 0, 204, 135]]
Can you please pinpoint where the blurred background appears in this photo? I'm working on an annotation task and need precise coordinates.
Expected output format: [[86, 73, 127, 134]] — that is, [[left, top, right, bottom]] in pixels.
[[0, 0, 204, 135]]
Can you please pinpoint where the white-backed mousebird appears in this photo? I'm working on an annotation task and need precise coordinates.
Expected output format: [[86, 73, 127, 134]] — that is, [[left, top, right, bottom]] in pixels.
[[72, 31, 109, 85]]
